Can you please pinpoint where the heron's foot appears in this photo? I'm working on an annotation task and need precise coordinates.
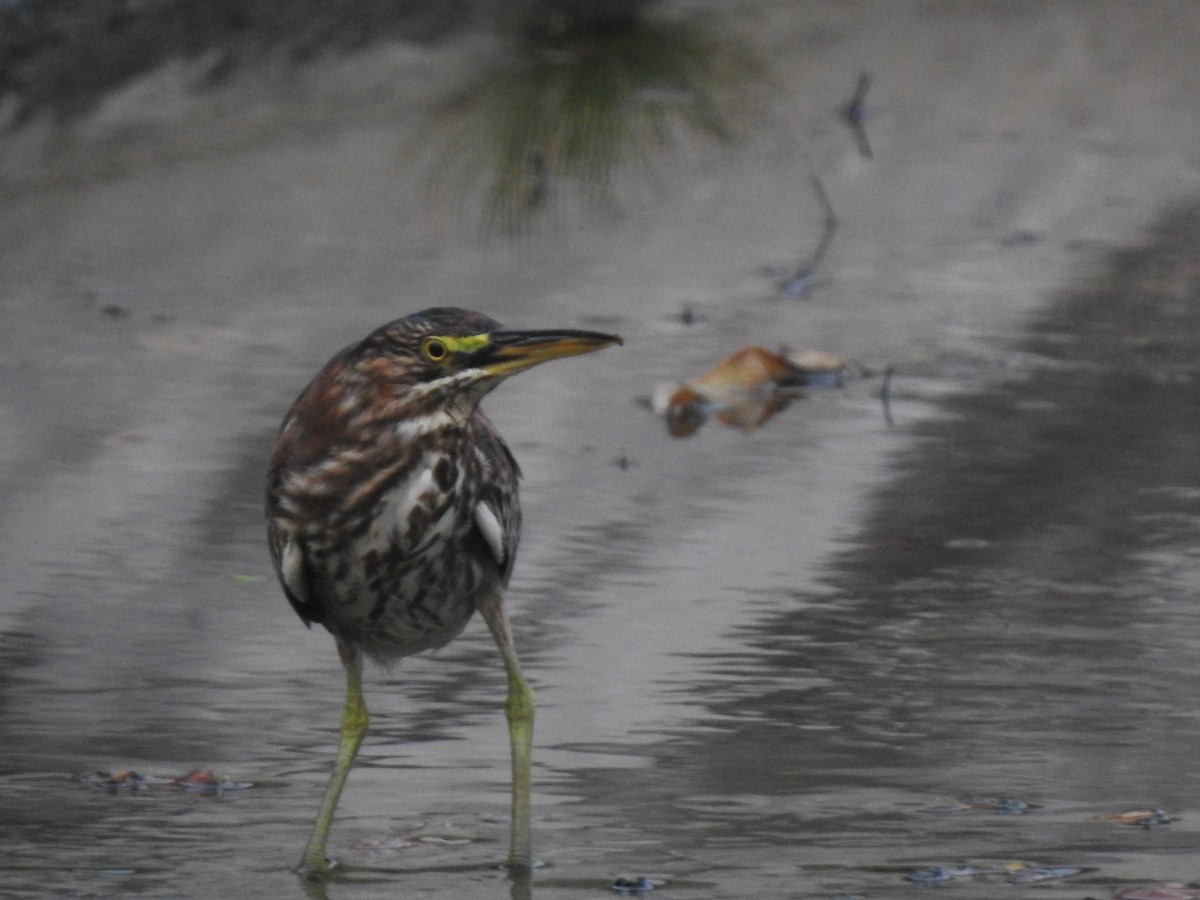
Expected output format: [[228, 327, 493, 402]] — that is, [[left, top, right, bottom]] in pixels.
[[295, 854, 338, 881], [501, 855, 542, 876], [505, 860, 532, 878]]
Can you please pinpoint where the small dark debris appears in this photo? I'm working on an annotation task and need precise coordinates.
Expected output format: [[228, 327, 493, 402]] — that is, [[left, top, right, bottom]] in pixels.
[[962, 795, 1030, 814], [81, 769, 152, 791], [80, 767, 253, 793], [1112, 883, 1200, 899], [1138, 810, 1174, 828], [611, 876, 659, 894], [1101, 808, 1174, 828], [880, 365, 895, 427], [999, 229, 1044, 247], [840, 70, 873, 159], [905, 866, 977, 883], [1006, 865, 1085, 884]]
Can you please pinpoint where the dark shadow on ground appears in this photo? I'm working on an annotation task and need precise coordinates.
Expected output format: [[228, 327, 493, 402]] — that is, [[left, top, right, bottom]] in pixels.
[[0, 0, 468, 126], [0, 0, 665, 128]]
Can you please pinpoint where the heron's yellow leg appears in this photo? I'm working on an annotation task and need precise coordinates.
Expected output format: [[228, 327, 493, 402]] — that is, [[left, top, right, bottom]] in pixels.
[[299, 639, 368, 878], [477, 592, 534, 874]]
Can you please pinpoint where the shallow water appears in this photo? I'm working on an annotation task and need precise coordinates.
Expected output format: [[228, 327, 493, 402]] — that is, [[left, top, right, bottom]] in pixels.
[[3, 2, 1200, 899]]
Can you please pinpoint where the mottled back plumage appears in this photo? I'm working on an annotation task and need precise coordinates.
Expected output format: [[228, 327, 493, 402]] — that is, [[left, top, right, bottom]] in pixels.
[[266, 309, 521, 661]]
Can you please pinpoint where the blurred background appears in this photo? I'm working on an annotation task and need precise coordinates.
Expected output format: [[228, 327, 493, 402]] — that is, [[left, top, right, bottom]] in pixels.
[[3, 1, 1200, 897]]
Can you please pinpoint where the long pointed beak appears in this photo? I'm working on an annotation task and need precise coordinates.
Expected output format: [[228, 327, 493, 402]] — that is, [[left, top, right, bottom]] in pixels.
[[480, 328, 622, 377]]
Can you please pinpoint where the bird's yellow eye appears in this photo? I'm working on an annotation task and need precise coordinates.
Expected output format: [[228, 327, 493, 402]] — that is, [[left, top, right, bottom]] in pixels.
[[422, 338, 449, 362]]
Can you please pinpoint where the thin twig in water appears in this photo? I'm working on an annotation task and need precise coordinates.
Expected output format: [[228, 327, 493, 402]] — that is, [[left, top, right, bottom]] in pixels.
[[880, 365, 896, 427], [841, 70, 873, 159], [779, 175, 838, 297]]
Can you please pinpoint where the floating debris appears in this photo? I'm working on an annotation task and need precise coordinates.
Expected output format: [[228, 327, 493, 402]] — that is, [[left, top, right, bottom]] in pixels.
[[611, 876, 661, 894], [1100, 808, 1174, 828], [80, 768, 253, 793], [965, 795, 1031, 814], [171, 768, 252, 792], [1005, 862, 1084, 883], [649, 345, 852, 437], [80, 769, 153, 791], [905, 861, 1086, 885], [907, 795, 1034, 814], [904, 865, 985, 883], [1114, 883, 1200, 900]]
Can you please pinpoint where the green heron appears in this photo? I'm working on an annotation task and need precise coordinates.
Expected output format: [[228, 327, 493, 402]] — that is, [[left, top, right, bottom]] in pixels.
[[266, 307, 621, 877]]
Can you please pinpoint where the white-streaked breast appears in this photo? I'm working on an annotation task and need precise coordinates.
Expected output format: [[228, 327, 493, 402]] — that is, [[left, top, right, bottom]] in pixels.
[[393, 408, 457, 441]]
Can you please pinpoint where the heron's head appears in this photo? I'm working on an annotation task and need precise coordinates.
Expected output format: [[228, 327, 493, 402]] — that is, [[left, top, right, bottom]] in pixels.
[[312, 307, 621, 429], [273, 307, 621, 472], [364, 307, 620, 408]]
